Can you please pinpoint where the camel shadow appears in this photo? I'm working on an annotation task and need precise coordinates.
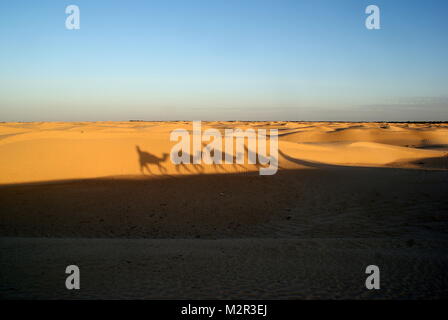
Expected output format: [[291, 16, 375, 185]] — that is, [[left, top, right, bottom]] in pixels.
[[135, 142, 277, 176], [174, 151, 205, 174], [135, 145, 169, 175]]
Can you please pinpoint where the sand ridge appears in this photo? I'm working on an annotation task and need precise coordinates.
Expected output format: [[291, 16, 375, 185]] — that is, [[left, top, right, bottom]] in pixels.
[[0, 121, 447, 184]]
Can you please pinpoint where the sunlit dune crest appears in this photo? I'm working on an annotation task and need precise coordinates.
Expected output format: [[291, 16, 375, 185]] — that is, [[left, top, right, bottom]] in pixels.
[[0, 121, 447, 184]]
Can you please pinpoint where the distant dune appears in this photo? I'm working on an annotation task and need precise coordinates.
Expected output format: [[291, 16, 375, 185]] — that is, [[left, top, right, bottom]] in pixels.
[[0, 121, 447, 184]]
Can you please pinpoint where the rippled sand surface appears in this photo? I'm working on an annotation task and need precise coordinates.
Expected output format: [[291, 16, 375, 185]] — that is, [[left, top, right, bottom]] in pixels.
[[2, 238, 447, 299]]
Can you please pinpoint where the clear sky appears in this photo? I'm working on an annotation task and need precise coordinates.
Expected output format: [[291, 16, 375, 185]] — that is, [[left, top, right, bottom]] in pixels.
[[0, 0, 447, 121]]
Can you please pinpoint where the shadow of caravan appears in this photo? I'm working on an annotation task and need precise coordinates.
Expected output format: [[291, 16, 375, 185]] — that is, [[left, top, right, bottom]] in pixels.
[[170, 121, 279, 175], [135, 145, 168, 174]]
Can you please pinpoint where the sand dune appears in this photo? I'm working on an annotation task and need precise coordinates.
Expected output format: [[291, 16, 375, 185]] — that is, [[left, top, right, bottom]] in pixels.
[[0, 121, 447, 184], [1, 121, 448, 299]]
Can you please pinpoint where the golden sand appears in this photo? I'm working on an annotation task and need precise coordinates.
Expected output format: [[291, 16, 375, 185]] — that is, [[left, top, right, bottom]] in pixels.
[[0, 121, 447, 184]]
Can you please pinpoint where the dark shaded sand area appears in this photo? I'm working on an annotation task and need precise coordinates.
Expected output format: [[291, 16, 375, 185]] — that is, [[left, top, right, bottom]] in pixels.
[[1, 167, 448, 299]]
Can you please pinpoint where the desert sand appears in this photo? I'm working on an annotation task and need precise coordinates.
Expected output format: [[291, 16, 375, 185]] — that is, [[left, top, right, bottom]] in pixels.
[[0, 121, 447, 184], [1, 121, 448, 299]]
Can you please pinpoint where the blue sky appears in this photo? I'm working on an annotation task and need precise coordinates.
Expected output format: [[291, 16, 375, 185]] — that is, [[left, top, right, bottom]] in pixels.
[[0, 0, 447, 121]]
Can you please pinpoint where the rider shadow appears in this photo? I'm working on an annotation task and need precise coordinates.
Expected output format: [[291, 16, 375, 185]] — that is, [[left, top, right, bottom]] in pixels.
[[136, 143, 274, 176], [174, 150, 204, 174], [135, 145, 169, 175]]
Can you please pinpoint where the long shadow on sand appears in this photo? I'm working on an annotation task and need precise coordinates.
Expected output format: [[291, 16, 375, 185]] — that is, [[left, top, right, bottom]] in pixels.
[[135, 145, 169, 174], [1, 160, 447, 240], [1, 159, 448, 299]]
